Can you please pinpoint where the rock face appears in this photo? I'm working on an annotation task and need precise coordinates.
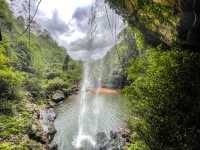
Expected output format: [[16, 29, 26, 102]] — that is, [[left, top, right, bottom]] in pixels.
[[52, 90, 65, 102], [29, 108, 57, 149], [178, 0, 200, 48]]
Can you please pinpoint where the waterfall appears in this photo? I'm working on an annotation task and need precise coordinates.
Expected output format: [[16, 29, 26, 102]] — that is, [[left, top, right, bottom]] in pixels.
[[73, 61, 96, 148], [73, 60, 103, 148], [68, 0, 124, 148]]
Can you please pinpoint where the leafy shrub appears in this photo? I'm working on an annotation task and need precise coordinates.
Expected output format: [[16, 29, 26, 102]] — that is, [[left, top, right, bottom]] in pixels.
[[23, 77, 43, 98], [0, 68, 23, 99], [125, 46, 200, 150], [0, 142, 14, 150], [0, 43, 9, 67], [128, 140, 149, 150], [44, 78, 69, 93], [15, 42, 32, 71], [0, 116, 30, 139], [0, 0, 13, 31]]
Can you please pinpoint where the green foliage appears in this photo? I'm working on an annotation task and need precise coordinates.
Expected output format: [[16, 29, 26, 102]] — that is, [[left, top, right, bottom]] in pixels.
[[15, 42, 32, 71], [63, 55, 71, 71], [131, 27, 145, 51], [128, 140, 149, 150], [0, 0, 13, 31], [0, 43, 9, 67], [0, 116, 28, 138], [64, 60, 82, 82], [106, 0, 179, 45], [0, 0, 81, 148], [0, 39, 24, 113], [23, 76, 43, 98], [44, 77, 69, 92], [0, 114, 32, 150], [0, 142, 14, 150], [0, 68, 23, 99], [125, 45, 200, 150], [0, 142, 30, 150]]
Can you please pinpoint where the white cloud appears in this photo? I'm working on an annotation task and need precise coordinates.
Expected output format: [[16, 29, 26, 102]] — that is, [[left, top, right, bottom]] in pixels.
[[38, 0, 93, 22], [37, 0, 124, 60], [8, 0, 124, 61]]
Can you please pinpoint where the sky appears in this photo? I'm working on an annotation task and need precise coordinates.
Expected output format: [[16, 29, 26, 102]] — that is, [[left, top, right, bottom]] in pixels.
[[38, 0, 93, 21], [8, 0, 124, 61], [37, 0, 93, 43]]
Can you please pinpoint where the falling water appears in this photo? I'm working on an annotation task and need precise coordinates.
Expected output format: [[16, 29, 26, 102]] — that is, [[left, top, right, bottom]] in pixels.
[[52, 0, 126, 149], [71, 0, 124, 148], [73, 62, 96, 148], [52, 59, 128, 150], [73, 60, 105, 148]]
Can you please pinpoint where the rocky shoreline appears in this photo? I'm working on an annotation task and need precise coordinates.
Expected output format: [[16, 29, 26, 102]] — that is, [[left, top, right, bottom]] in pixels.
[[30, 87, 131, 150], [73, 129, 131, 150], [27, 87, 79, 150], [95, 128, 131, 150]]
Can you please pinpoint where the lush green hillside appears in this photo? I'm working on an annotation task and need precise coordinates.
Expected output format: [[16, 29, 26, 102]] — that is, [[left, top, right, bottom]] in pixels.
[[0, 0, 81, 149], [106, 0, 200, 150]]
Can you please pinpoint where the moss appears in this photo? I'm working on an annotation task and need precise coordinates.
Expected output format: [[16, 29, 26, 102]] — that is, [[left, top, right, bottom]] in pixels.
[[106, 0, 180, 45]]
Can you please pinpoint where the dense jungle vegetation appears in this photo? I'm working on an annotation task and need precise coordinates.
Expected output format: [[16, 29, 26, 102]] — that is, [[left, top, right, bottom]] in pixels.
[[0, 0, 81, 149], [1, 0, 200, 149], [105, 0, 200, 150]]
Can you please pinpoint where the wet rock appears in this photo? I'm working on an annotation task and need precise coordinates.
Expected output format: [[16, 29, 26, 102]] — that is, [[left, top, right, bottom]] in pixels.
[[52, 90, 65, 102], [96, 132, 108, 144], [95, 132, 109, 150], [48, 101, 57, 107], [28, 122, 47, 144], [120, 128, 130, 139], [48, 108, 57, 121], [39, 108, 57, 143], [48, 143, 58, 150], [48, 122, 57, 142], [62, 88, 73, 96], [94, 129, 131, 150], [110, 130, 118, 139]]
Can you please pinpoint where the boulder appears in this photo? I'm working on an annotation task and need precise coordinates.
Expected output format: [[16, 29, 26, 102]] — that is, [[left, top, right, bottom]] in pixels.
[[110, 130, 118, 139], [48, 101, 57, 107], [52, 90, 65, 102], [94, 129, 131, 150], [47, 122, 57, 142], [95, 132, 109, 150], [28, 122, 47, 144], [38, 108, 57, 143], [48, 143, 58, 150]]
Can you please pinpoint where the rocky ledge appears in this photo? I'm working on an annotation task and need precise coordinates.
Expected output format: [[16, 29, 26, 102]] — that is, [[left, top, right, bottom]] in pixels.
[[29, 107, 57, 150], [95, 128, 131, 150], [75, 128, 131, 150]]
